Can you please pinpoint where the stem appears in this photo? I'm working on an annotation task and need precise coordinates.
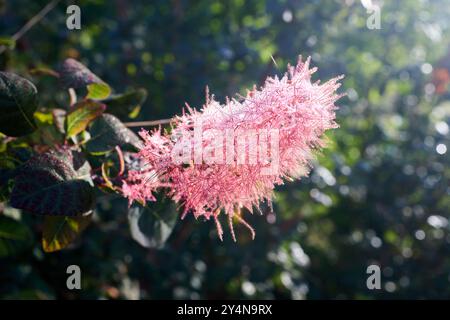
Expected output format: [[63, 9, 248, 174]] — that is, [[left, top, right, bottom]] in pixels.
[[0, 0, 62, 55], [123, 119, 172, 127], [115, 146, 125, 176], [68, 88, 77, 107]]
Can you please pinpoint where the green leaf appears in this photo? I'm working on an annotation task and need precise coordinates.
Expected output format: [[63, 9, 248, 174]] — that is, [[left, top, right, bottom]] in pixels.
[[29, 67, 59, 78], [0, 216, 32, 258], [3, 290, 53, 300], [42, 215, 92, 253], [10, 149, 95, 216], [34, 111, 53, 125], [0, 168, 15, 201], [0, 37, 15, 49], [66, 100, 106, 137], [59, 58, 111, 99], [104, 88, 148, 119], [0, 148, 28, 201], [86, 114, 142, 154], [0, 72, 38, 137], [128, 199, 178, 249], [87, 83, 111, 100]]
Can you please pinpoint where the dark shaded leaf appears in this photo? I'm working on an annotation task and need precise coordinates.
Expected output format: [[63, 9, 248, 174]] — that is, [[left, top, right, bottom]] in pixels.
[[10, 149, 95, 216], [66, 100, 105, 137], [42, 214, 92, 253], [0, 216, 32, 258], [59, 58, 102, 88], [86, 114, 141, 154], [0, 72, 38, 137], [0, 147, 32, 166], [128, 199, 178, 249], [54, 150, 92, 181], [104, 88, 148, 119], [59, 58, 111, 99]]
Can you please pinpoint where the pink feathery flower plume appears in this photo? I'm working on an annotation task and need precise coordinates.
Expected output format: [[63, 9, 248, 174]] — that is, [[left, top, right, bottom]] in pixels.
[[122, 56, 344, 241]]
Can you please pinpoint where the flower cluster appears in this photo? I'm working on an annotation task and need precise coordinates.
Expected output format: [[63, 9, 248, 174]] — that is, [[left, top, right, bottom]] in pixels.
[[122, 56, 343, 240]]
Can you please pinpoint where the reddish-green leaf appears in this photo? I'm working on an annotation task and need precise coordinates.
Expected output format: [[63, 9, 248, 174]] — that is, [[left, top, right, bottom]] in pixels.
[[66, 100, 106, 137]]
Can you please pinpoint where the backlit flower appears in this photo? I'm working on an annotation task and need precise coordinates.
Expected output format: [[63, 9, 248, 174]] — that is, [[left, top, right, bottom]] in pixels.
[[123, 56, 343, 240]]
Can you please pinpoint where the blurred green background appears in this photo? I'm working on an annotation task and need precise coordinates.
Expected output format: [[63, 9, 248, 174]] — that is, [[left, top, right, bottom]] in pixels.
[[1, 0, 450, 299]]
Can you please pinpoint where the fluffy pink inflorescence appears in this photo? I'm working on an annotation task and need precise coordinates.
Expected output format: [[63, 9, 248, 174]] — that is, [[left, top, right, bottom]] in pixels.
[[122, 56, 343, 240]]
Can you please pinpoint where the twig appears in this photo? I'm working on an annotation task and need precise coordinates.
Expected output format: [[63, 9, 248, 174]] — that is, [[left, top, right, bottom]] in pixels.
[[115, 146, 125, 176], [123, 119, 172, 127], [68, 88, 77, 107], [0, 0, 61, 55]]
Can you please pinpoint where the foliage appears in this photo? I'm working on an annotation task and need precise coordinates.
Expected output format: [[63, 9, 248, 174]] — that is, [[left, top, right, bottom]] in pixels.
[[0, 72, 38, 137], [0, 54, 159, 257], [0, 0, 450, 300]]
